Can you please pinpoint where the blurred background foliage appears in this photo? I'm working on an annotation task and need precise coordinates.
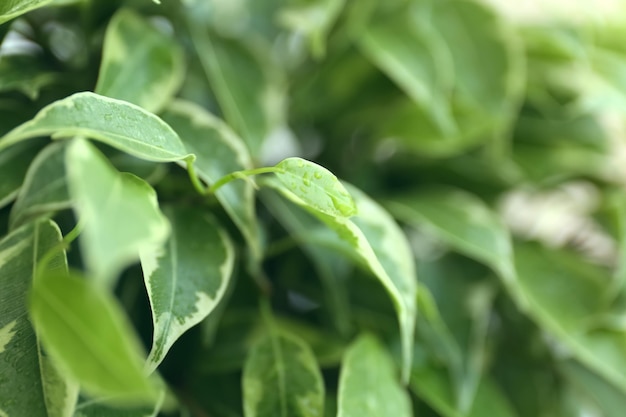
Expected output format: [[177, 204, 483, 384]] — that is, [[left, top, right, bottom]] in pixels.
[[3, 0, 626, 416]]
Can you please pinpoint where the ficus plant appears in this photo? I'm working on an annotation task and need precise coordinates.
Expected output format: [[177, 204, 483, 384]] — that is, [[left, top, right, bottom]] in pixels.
[[2, 0, 626, 416]]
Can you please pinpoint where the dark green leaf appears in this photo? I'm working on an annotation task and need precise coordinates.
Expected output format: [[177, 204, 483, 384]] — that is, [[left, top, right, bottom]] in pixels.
[[0, 220, 78, 417], [0, 0, 53, 24]]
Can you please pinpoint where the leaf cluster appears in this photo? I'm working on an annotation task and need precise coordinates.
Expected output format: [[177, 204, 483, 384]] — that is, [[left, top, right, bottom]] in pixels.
[[2, 1, 626, 417]]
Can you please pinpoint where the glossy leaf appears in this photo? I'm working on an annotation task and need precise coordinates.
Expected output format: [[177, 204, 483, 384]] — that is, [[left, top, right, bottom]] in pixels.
[[265, 178, 417, 381], [274, 157, 357, 218], [0, 92, 193, 163], [30, 271, 158, 405], [242, 314, 324, 417], [0, 139, 44, 209], [189, 28, 283, 156], [141, 205, 234, 372], [161, 100, 262, 259], [278, 0, 346, 58], [0, 0, 53, 24], [10, 141, 70, 229], [66, 138, 170, 287], [337, 334, 412, 417], [96, 9, 184, 113], [0, 220, 78, 417]]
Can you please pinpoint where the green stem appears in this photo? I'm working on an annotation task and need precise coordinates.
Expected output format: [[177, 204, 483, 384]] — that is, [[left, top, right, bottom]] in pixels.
[[36, 219, 84, 278], [207, 167, 282, 194], [185, 158, 207, 195]]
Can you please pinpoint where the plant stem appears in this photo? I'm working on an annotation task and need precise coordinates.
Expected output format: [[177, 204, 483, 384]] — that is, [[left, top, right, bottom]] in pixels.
[[207, 167, 282, 194]]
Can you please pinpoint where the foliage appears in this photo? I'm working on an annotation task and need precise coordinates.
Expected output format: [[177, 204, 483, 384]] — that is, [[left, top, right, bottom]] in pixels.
[[1, 0, 626, 416]]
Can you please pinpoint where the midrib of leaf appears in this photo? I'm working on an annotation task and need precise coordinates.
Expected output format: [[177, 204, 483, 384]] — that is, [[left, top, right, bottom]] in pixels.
[[36, 284, 138, 391], [1, 0, 53, 16]]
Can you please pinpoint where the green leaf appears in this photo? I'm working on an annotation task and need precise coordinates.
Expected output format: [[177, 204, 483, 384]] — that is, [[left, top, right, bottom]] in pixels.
[[0, 139, 44, 209], [561, 360, 626, 417], [265, 178, 417, 382], [161, 100, 262, 259], [337, 334, 412, 417], [73, 393, 164, 417], [10, 141, 70, 229], [0, 220, 78, 417], [242, 309, 325, 417], [356, 3, 455, 135], [513, 243, 626, 393], [30, 270, 159, 405], [274, 157, 356, 218], [277, 0, 346, 58], [189, 27, 283, 156], [0, 0, 53, 24], [0, 54, 57, 99], [0, 92, 193, 163], [140, 205, 234, 372], [386, 187, 516, 284], [66, 138, 170, 287], [410, 363, 517, 417], [96, 9, 185, 113]]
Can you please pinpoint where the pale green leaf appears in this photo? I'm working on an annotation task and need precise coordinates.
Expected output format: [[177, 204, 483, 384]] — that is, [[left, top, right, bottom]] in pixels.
[[274, 157, 356, 218], [10, 141, 70, 229], [140, 205, 234, 373], [189, 28, 283, 156], [278, 0, 346, 58], [242, 318, 325, 417], [264, 178, 417, 382], [337, 334, 412, 417], [66, 138, 170, 287], [410, 363, 517, 417], [0, 92, 193, 163], [356, 3, 455, 135], [0, 0, 53, 24], [30, 270, 159, 406], [0, 220, 78, 417], [0, 139, 44, 209], [161, 100, 262, 259], [386, 187, 516, 284], [73, 392, 164, 417], [514, 243, 626, 393], [96, 9, 184, 113], [561, 361, 626, 417]]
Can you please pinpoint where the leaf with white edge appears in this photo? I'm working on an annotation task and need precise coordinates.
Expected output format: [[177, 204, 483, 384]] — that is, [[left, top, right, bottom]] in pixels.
[[66, 138, 170, 287], [10, 141, 70, 229], [0, 0, 53, 24], [274, 157, 356, 218], [386, 187, 516, 283], [96, 9, 184, 113], [0, 92, 193, 163], [140, 205, 234, 373], [0, 220, 78, 417], [30, 270, 159, 406], [242, 316, 324, 417], [278, 0, 346, 58], [189, 27, 283, 156], [263, 178, 417, 382], [161, 100, 262, 260], [0, 139, 44, 209], [337, 334, 412, 417]]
